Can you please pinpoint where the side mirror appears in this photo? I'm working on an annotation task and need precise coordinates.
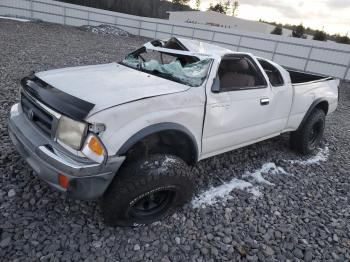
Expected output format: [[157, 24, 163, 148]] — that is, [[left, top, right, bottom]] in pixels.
[[211, 76, 221, 93]]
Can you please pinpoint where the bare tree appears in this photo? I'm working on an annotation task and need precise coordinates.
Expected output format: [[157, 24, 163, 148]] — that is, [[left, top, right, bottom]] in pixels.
[[195, 0, 201, 10], [231, 1, 239, 16]]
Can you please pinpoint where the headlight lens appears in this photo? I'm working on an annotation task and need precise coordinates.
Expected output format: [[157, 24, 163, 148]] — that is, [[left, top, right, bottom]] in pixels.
[[81, 134, 106, 163], [56, 116, 87, 150]]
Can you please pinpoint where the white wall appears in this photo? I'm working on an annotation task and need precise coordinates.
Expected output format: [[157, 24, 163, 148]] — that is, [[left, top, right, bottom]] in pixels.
[[168, 11, 272, 34], [1, 0, 350, 80]]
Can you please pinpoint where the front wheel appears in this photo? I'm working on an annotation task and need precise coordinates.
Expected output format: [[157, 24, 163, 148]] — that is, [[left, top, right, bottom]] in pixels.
[[290, 108, 326, 155], [100, 154, 195, 227]]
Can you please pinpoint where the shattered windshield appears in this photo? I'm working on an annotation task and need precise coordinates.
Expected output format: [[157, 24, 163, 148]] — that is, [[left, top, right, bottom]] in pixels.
[[121, 48, 212, 87]]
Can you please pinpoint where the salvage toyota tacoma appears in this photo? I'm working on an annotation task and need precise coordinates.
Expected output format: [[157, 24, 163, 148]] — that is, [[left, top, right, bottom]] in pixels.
[[8, 37, 339, 226]]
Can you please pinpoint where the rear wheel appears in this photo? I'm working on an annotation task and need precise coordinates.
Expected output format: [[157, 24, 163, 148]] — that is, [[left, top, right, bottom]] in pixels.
[[290, 108, 325, 155], [101, 154, 194, 227]]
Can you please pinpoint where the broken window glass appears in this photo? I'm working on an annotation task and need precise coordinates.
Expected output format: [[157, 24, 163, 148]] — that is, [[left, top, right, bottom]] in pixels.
[[121, 49, 212, 87]]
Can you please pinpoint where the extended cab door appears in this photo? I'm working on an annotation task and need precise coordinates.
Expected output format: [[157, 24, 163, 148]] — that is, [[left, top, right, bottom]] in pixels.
[[201, 54, 293, 158]]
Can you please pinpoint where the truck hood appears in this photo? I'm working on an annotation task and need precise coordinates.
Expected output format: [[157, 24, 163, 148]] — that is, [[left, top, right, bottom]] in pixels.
[[35, 63, 190, 116]]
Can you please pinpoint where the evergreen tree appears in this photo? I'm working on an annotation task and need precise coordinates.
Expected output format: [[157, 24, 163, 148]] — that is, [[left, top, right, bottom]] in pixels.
[[172, 0, 190, 5], [313, 30, 327, 41], [335, 34, 350, 44], [208, 2, 227, 14], [292, 24, 306, 38], [271, 25, 282, 35]]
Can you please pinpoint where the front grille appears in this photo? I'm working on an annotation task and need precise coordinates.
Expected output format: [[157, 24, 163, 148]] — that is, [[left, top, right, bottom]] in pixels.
[[21, 92, 54, 137]]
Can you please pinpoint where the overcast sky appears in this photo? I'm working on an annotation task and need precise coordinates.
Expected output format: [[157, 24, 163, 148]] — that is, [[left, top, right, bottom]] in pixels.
[[188, 0, 350, 35]]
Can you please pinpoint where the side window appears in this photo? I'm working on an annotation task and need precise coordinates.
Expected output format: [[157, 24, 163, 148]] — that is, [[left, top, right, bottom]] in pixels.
[[258, 59, 284, 86], [218, 56, 267, 92]]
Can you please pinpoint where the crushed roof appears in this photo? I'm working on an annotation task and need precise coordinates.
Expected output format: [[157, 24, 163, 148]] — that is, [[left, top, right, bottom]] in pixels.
[[143, 37, 237, 59], [177, 37, 234, 57]]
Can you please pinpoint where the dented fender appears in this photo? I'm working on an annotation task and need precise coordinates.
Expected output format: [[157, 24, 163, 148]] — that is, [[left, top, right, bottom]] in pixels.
[[86, 86, 206, 157]]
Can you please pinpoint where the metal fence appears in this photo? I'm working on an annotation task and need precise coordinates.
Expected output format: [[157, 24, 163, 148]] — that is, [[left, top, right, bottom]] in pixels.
[[1, 0, 350, 80]]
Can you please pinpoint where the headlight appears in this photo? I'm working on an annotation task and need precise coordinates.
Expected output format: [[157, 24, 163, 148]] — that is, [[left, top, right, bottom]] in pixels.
[[81, 134, 106, 163], [56, 116, 87, 150]]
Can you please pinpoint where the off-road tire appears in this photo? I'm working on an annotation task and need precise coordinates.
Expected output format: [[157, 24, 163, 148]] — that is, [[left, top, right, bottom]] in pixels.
[[101, 154, 194, 227], [290, 108, 325, 155]]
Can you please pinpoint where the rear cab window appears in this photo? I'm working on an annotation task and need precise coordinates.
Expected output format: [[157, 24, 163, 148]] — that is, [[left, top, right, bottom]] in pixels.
[[258, 59, 284, 87]]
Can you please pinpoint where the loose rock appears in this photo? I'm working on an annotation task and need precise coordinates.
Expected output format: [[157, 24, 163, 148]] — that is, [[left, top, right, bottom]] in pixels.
[[0, 18, 349, 262], [133, 244, 141, 251], [7, 189, 16, 198]]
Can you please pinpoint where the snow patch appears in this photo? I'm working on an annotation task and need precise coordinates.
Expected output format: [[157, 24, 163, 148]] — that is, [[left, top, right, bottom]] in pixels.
[[288, 147, 329, 165], [0, 16, 30, 22], [192, 162, 289, 208], [160, 156, 177, 170], [192, 178, 260, 208], [192, 146, 328, 209], [243, 162, 289, 185], [247, 187, 263, 198], [82, 24, 129, 37], [163, 156, 177, 165]]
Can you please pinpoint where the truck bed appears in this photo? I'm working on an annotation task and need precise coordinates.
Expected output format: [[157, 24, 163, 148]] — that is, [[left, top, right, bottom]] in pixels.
[[286, 68, 339, 132], [287, 69, 332, 85]]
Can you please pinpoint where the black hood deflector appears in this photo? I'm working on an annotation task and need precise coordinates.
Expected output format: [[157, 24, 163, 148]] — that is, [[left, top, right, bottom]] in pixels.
[[21, 75, 95, 121]]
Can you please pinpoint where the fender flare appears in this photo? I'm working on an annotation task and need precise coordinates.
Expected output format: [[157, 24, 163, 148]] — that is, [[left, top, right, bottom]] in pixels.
[[116, 122, 199, 162], [298, 98, 328, 130]]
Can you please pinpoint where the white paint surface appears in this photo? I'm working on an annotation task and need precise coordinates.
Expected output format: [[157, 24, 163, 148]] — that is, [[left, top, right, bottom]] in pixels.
[[36, 63, 190, 115], [28, 37, 338, 167]]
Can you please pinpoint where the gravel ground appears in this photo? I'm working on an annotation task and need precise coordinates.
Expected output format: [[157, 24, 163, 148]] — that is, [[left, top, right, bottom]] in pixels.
[[1, 19, 350, 261]]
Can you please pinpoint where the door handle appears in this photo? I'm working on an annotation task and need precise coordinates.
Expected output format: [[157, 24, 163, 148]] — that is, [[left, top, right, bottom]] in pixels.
[[260, 98, 270, 105]]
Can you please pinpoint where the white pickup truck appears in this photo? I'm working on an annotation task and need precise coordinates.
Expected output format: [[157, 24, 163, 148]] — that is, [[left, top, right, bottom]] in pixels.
[[8, 37, 339, 226]]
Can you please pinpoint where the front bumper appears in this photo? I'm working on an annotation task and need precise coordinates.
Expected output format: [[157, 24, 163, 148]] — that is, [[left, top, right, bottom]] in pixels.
[[8, 103, 125, 200]]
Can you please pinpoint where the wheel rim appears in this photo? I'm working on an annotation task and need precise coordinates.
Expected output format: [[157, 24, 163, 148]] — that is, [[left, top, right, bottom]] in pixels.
[[308, 120, 323, 149], [129, 189, 176, 219]]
